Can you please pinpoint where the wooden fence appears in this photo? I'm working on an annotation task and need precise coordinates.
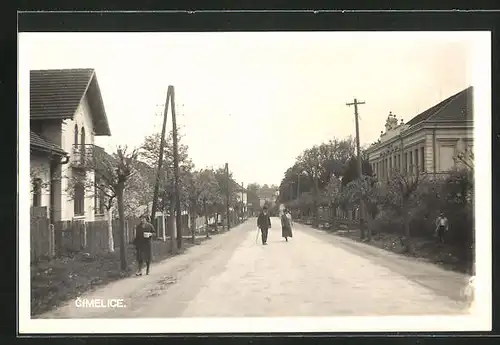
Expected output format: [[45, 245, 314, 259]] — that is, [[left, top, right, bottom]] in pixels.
[[31, 212, 229, 263], [30, 207, 55, 263]]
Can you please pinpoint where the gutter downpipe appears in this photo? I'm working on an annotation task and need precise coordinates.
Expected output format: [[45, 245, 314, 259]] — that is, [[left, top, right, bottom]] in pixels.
[[50, 153, 70, 224]]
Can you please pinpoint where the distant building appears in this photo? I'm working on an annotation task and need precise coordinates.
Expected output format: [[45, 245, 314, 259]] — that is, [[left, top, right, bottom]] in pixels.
[[257, 186, 278, 209], [365, 86, 473, 182]]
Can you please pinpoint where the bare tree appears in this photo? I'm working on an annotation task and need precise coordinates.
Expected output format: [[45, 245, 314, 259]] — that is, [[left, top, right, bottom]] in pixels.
[[379, 166, 427, 252], [324, 174, 342, 230], [343, 174, 380, 241], [67, 145, 138, 270], [454, 147, 474, 171]]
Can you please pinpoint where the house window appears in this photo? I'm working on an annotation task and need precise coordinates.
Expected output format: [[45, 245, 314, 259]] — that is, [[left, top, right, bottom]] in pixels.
[[74, 175, 85, 216], [404, 152, 407, 173], [74, 124, 78, 145], [32, 178, 42, 207]]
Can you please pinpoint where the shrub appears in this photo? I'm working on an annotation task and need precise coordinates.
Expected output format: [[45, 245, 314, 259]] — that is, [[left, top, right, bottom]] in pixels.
[[368, 209, 404, 236]]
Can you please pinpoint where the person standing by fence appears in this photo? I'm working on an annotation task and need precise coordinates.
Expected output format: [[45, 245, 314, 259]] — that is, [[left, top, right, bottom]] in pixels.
[[133, 215, 155, 276]]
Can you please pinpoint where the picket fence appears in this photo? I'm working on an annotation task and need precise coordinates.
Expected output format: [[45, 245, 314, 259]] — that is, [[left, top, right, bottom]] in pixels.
[[30, 209, 209, 263]]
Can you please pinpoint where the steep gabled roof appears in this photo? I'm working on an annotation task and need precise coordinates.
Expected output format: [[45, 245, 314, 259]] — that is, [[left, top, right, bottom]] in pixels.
[[30, 131, 67, 156], [406, 86, 473, 127], [30, 68, 111, 136]]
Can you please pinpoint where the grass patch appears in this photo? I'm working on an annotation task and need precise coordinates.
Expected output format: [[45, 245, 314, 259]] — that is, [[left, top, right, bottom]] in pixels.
[[334, 229, 472, 274], [31, 236, 208, 317]]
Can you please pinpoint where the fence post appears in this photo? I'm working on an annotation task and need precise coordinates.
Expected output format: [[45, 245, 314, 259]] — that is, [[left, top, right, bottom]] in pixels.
[[48, 224, 55, 258], [82, 221, 87, 249]]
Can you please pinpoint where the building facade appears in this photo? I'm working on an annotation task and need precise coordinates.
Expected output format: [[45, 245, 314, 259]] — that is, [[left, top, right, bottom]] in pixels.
[[30, 68, 111, 223], [365, 86, 473, 181]]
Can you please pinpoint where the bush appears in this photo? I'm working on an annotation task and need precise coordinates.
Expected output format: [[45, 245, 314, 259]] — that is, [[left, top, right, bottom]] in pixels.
[[368, 209, 404, 236], [371, 168, 473, 250]]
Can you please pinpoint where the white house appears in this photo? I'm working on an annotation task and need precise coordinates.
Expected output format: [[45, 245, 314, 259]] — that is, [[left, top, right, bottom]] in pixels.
[[365, 86, 473, 182], [30, 68, 112, 223]]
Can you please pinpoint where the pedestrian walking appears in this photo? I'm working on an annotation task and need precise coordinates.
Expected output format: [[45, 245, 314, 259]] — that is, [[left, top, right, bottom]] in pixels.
[[133, 215, 155, 276], [434, 212, 449, 244], [281, 208, 293, 242], [257, 206, 272, 245]]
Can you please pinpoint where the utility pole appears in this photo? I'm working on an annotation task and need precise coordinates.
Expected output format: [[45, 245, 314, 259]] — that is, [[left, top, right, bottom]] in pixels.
[[241, 182, 245, 220], [151, 87, 172, 224], [225, 163, 230, 230], [171, 86, 183, 250], [296, 173, 300, 200], [346, 98, 367, 240]]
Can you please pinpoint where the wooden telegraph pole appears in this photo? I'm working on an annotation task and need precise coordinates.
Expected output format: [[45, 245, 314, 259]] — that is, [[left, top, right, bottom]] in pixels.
[[241, 182, 245, 220], [346, 98, 367, 240], [151, 87, 173, 224], [171, 87, 183, 250], [225, 163, 230, 230]]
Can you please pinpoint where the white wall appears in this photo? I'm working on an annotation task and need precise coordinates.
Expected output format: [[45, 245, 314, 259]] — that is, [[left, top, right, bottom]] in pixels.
[[30, 155, 51, 211], [60, 95, 97, 221]]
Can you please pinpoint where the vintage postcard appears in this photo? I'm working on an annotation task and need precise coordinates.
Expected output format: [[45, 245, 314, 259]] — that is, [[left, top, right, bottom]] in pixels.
[[18, 30, 491, 333]]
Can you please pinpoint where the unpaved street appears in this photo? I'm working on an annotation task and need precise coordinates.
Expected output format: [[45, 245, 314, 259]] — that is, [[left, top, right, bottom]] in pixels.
[[38, 218, 470, 318]]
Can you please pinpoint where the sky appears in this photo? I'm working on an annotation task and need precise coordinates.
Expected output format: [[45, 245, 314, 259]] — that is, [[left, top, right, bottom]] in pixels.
[[20, 32, 475, 186]]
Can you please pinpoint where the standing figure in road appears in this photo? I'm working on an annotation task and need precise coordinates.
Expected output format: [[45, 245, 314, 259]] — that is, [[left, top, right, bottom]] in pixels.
[[133, 215, 155, 276], [257, 206, 272, 245], [435, 212, 449, 244], [281, 208, 293, 242]]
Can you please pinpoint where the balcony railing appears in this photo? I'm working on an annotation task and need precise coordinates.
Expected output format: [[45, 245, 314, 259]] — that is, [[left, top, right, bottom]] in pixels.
[[71, 144, 96, 169]]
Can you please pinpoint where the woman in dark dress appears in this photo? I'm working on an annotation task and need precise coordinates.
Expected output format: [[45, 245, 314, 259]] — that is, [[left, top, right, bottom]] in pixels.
[[133, 215, 155, 276], [281, 209, 293, 242]]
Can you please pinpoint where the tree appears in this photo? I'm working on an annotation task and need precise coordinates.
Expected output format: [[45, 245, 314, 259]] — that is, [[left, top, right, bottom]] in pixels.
[[378, 167, 427, 252], [324, 174, 343, 229], [317, 137, 355, 187], [191, 169, 220, 238], [246, 183, 261, 215], [140, 129, 194, 252], [297, 146, 324, 227], [121, 160, 155, 218], [343, 175, 381, 241], [214, 166, 239, 228], [67, 145, 138, 269], [341, 155, 373, 187], [454, 147, 474, 172]]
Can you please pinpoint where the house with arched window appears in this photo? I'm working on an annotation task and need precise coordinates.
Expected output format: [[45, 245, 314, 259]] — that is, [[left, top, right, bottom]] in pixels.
[[30, 68, 112, 223]]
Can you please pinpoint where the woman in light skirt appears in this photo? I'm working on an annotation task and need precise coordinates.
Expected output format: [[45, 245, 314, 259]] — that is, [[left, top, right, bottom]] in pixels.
[[281, 209, 293, 242]]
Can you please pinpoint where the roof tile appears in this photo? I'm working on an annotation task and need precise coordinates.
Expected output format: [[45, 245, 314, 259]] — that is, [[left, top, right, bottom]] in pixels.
[[30, 131, 67, 156]]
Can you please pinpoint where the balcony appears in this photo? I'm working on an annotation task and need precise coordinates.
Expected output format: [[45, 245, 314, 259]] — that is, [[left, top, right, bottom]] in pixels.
[[71, 144, 96, 169]]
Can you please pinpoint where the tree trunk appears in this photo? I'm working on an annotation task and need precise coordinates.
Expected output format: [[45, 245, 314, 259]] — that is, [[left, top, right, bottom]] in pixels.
[[329, 203, 336, 231], [359, 204, 366, 240], [403, 209, 411, 253], [215, 212, 219, 232], [168, 202, 176, 253], [190, 201, 196, 244], [204, 200, 210, 238], [313, 178, 319, 228], [366, 203, 372, 241], [116, 182, 127, 271], [107, 207, 114, 252]]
